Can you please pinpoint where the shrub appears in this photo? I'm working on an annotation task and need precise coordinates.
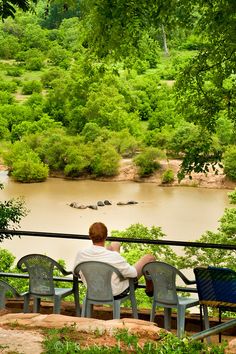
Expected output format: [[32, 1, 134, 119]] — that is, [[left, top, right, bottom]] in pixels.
[[91, 143, 120, 177], [223, 146, 236, 181], [12, 155, 49, 182], [22, 81, 42, 95], [0, 91, 15, 104], [134, 147, 161, 177], [41, 68, 64, 88], [0, 183, 28, 242], [6, 66, 23, 77], [0, 80, 18, 93], [161, 169, 175, 184]]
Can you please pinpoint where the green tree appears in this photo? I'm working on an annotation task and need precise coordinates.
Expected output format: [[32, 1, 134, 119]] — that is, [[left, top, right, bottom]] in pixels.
[[0, 184, 28, 241], [223, 146, 236, 181], [90, 142, 120, 176], [134, 147, 161, 177], [180, 192, 236, 271], [11, 151, 49, 182], [63, 144, 93, 177], [112, 224, 178, 307], [22, 80, 42, 95]]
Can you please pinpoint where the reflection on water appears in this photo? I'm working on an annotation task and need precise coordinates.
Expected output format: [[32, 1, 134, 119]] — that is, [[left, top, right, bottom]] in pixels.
[[0, 174, 232, 269]]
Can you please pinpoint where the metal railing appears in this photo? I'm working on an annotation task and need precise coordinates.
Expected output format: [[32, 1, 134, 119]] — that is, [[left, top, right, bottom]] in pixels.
[[1, 229, 236, 340], [1, 228, 236, 293]]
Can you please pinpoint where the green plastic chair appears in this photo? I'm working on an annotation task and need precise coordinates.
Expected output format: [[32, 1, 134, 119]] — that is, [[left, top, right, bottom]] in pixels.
[[17, 254, 80, 315], [74, 261, 138, 319], [0, 280, 22, 309], [142, 261, 199, 337]]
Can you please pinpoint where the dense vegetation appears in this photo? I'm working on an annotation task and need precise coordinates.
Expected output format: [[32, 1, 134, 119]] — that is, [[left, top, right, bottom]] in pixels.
[[42, 326, 226, 353], [0, 1, 235, 182]]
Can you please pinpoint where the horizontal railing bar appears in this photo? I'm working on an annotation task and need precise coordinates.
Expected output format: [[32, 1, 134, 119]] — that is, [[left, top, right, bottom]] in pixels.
[[0, 272, 74, 282], [1, 229, 236, 250], [190, 319, 236, 341], [0, 272, 197, 293]]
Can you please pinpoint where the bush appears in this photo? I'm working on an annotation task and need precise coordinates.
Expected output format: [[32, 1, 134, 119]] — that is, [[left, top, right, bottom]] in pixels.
[[161, 169, 175, 184], [12, 155, 49, 182], [6, 66, 23, 77], [0, 80, 18, 93], [0, 91, 14, 104], [91, 143, 120, 176], [223, 146, 236, 181], [0, 183, 28, 241], [134, 147, 161, 177], [41, 68, 64, 88], [22, 81, 42, 95]]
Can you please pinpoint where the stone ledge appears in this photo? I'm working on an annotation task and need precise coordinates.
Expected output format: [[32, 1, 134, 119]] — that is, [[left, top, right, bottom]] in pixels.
[[0, 312, 163, 354], [0, 312, 161, 336]]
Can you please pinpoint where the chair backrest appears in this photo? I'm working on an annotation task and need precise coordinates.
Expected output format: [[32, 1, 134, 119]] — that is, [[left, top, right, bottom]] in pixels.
[[194, 266, 236, 306], [142, 261, 179, 305], [74, 261, 125, 302], [17, 254, 64, 296], [0, 280, 20, 308]]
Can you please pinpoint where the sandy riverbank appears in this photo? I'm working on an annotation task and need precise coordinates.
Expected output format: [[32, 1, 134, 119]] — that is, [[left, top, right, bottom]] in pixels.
[[1, 159, 235, 189], [99, 159, 236, 190]]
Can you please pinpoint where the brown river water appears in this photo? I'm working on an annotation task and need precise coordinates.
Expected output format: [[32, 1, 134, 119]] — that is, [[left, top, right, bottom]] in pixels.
[[0, 172, 232, 269]]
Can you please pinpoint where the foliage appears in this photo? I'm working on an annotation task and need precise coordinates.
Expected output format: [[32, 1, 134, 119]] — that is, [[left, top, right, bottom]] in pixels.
[[63, 144, 93, 177], [0, 0, 36, 21], [112, 223, 178, 307], [180, 207, 236, 271], [108, 129, 140, 158], [11, 152, 49, 182], [21, 80, 42, 95], [0, 5, 236, 180], [161, 169, 174, 184], [0, 80, 17, 93], [90, 142, 120, 177], [134, 147, 161, 177], [0, 184, 28, 241], [223, 146, 236, 181], [228, 189, 236, 205], [42, 325, 226, 354], [0, 247, 15, 271]]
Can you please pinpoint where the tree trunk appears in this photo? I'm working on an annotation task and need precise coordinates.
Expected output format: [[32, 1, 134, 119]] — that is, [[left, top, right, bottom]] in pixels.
[[161, 24, 169, 56]]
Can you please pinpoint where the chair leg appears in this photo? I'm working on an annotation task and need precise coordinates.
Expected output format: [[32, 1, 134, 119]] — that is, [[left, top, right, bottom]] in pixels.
[[177, 306, 186, 338], [33, 297, 41, 313], [164, 308, 172, 331], [85, 301, 92, 318], [130, 294, 138, 319], [81, 299, 86, 317], [54, 296, 61, 314], [219, 308, 222, 343], [203, 305, 210, 330], [74, 289, 80, 317], [23, 294, 30, 313], [113, 301, 121, 319], [0, 293, 5, 309], [203, 304, 211, 344], [150, 300, 156, 322], [33, 297, 39, 312]]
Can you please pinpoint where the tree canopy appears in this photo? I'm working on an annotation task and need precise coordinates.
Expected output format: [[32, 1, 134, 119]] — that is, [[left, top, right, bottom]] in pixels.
[[0, 0, 236, 179]]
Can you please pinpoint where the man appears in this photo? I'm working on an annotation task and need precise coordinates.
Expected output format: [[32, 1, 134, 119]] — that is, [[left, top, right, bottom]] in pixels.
[[74, 222, 155, 297]]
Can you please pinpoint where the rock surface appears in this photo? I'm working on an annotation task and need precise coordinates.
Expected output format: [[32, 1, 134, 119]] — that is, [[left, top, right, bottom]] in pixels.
[[0, 313, 162, 354]]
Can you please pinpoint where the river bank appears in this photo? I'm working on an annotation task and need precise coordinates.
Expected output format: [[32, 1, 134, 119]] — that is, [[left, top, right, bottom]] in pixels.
[[98, 159, 236, 190], [1, 159, 235, 189]]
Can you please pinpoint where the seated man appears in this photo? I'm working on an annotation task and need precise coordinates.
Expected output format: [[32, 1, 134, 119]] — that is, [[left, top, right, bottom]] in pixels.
[[74, 222, 155, 297]]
